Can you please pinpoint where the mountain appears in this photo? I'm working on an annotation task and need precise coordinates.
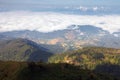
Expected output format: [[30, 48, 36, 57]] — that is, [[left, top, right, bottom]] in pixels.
[[0, 25, 120, 53], [48, 47, 120, 78], [0, 61, 119, 80], [0, 38, 52, 62]]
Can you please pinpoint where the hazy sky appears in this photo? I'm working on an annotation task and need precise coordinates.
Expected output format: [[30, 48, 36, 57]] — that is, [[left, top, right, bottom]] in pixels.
[[0, 0, 119, 11], [0, 0, 120, 6]]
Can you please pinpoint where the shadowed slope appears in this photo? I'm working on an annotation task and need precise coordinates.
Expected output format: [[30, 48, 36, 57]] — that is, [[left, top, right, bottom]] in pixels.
[[0, 38, 52, 62]]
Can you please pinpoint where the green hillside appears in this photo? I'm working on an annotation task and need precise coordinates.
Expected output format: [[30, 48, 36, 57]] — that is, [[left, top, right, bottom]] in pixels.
[[0, 38, 52, 62], [0, 61, 119, 80], [48, 47, 120, 78]]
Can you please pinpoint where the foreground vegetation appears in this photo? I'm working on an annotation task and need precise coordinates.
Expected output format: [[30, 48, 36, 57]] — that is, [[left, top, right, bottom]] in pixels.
[[0, 61, 119, 80]]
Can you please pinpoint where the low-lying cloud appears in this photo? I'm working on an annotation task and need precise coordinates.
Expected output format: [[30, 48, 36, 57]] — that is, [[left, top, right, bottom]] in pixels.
[[0, 11, 120, 33]]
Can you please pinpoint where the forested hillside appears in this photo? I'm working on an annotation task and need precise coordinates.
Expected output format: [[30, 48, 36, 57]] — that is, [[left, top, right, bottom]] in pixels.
[[0, 38, 52, 62], [49, 47, 120, 78]]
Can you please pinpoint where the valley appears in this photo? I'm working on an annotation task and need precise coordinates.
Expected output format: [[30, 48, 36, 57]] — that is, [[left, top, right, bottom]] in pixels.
[[1, 25, 120, 53]]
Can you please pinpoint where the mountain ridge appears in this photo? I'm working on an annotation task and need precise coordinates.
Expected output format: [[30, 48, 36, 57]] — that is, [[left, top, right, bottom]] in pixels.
[[0, 38, 53, 62]]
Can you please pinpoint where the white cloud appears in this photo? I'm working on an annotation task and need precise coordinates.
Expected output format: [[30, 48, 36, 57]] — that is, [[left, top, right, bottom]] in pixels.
[[74, 6, 106, 11], [0, 11, 120, 33], [77, 6, 88, 11]]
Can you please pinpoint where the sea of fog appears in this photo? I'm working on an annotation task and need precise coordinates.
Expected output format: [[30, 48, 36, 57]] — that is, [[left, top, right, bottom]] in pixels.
[[0, 6, 120, 33]]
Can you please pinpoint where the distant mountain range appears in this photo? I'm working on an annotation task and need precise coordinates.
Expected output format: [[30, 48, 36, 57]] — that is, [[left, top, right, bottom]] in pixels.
[[0, 25, 120, 53]]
